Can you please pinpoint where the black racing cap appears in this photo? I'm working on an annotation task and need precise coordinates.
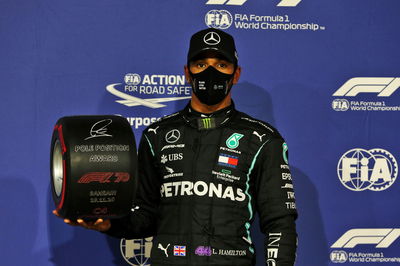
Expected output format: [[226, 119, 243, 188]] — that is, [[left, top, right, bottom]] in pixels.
[[187, 28, 238, 64]]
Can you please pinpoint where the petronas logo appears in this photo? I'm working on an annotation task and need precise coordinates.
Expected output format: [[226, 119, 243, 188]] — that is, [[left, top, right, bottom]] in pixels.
[[226, 133, 244, 149], [202, 118, 212, 129], [282, 142, 289, 164]]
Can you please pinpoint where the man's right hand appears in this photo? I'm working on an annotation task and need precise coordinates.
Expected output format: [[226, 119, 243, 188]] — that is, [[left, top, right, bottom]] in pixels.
[[52, 210, 111, 232]]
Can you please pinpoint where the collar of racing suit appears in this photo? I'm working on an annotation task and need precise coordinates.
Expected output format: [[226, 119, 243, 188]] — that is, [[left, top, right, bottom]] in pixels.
[[181, 101, 237, 130]]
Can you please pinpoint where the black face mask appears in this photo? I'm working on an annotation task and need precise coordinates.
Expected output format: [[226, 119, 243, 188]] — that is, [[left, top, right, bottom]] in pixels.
[[190, 66, 234, 106]]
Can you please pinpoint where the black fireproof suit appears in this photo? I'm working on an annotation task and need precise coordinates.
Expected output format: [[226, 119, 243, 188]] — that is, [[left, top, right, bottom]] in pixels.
[[105, 102, 298, 266]]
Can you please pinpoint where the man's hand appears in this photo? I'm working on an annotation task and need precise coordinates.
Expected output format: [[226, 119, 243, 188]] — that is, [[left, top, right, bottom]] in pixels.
[[52, 210, 111, 232]]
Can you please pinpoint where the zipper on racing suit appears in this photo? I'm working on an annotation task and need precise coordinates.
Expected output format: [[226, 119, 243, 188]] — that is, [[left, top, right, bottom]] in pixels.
[[189, 130, 201, 265]]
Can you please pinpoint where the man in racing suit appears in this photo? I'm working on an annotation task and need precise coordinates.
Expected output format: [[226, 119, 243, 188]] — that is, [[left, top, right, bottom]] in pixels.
[[60, 28, 298, 266]]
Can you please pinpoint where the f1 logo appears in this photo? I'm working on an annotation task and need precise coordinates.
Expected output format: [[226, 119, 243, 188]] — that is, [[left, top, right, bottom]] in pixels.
[[205, 0, 301, 7], [333, 77, 400, 97], [206, 0, 247, 5], [331, 228, 400, 248]]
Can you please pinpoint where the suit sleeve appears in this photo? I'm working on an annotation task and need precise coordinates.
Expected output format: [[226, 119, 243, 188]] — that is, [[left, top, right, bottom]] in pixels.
[[104, 132, 161, 239], [253, 137, 298, 266]]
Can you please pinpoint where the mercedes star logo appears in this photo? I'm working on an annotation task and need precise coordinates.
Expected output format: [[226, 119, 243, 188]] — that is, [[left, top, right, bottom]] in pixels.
[[203, 32, 221, 45], [165, 129, 180, 143]]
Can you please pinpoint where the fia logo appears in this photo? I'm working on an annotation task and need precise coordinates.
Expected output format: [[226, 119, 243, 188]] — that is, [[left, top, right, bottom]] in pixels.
[[120, 237, 153, 266], [205, 10, 233, 29], [337, 148, 398, 191], [332, 99, 350, 111], [125, 73, 141, 86], [330, 250, 348, 263]]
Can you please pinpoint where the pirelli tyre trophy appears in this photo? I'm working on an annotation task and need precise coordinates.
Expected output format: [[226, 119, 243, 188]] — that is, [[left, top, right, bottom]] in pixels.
[[50, 115, 137, 219]]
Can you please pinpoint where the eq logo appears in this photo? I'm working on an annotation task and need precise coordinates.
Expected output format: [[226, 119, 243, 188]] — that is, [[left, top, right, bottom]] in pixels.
[[331, 229, 400, 248], [125, 73, 141, 86], [205, 10, 233, 29], [120, 237, 153, 266], [330, 250, 348, 263], [332, 99, 349, 111], [337, 148, 398, 191], [333, 77, 400, 97]]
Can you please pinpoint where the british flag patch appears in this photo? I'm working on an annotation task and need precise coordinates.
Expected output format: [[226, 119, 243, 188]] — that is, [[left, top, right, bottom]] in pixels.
[[174, 245, 186, 256]]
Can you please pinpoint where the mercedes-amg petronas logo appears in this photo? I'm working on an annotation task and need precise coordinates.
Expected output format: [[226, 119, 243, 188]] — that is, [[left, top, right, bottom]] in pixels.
[[203, 32, 221, 45], [165, 129, 180, 143]]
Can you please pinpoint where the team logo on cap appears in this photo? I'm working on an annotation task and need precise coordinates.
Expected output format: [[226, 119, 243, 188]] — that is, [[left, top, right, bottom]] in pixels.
[[203, 32, 221, 45]]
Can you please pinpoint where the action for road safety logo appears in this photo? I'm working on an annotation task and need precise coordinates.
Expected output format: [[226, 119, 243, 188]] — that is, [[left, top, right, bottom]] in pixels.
[[106, 73, 191, 109]]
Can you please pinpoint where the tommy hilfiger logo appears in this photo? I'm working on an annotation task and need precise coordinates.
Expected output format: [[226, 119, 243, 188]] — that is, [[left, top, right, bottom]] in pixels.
[[218, 153, 239, 168]]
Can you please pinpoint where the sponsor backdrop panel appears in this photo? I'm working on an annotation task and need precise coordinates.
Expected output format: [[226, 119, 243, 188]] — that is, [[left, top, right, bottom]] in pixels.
[[0, 0, 399, 265]]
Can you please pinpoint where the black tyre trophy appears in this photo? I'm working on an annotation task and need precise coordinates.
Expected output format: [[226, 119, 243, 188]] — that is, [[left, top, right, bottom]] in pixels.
[[50, 115, 137, 219]]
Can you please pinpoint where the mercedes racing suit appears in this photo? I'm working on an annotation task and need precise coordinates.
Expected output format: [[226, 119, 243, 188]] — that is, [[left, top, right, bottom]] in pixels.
[[105, 102, 298, 266]]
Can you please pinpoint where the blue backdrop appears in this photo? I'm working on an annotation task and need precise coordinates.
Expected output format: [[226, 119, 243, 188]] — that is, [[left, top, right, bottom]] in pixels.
[[1, 0, 399, 265]]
